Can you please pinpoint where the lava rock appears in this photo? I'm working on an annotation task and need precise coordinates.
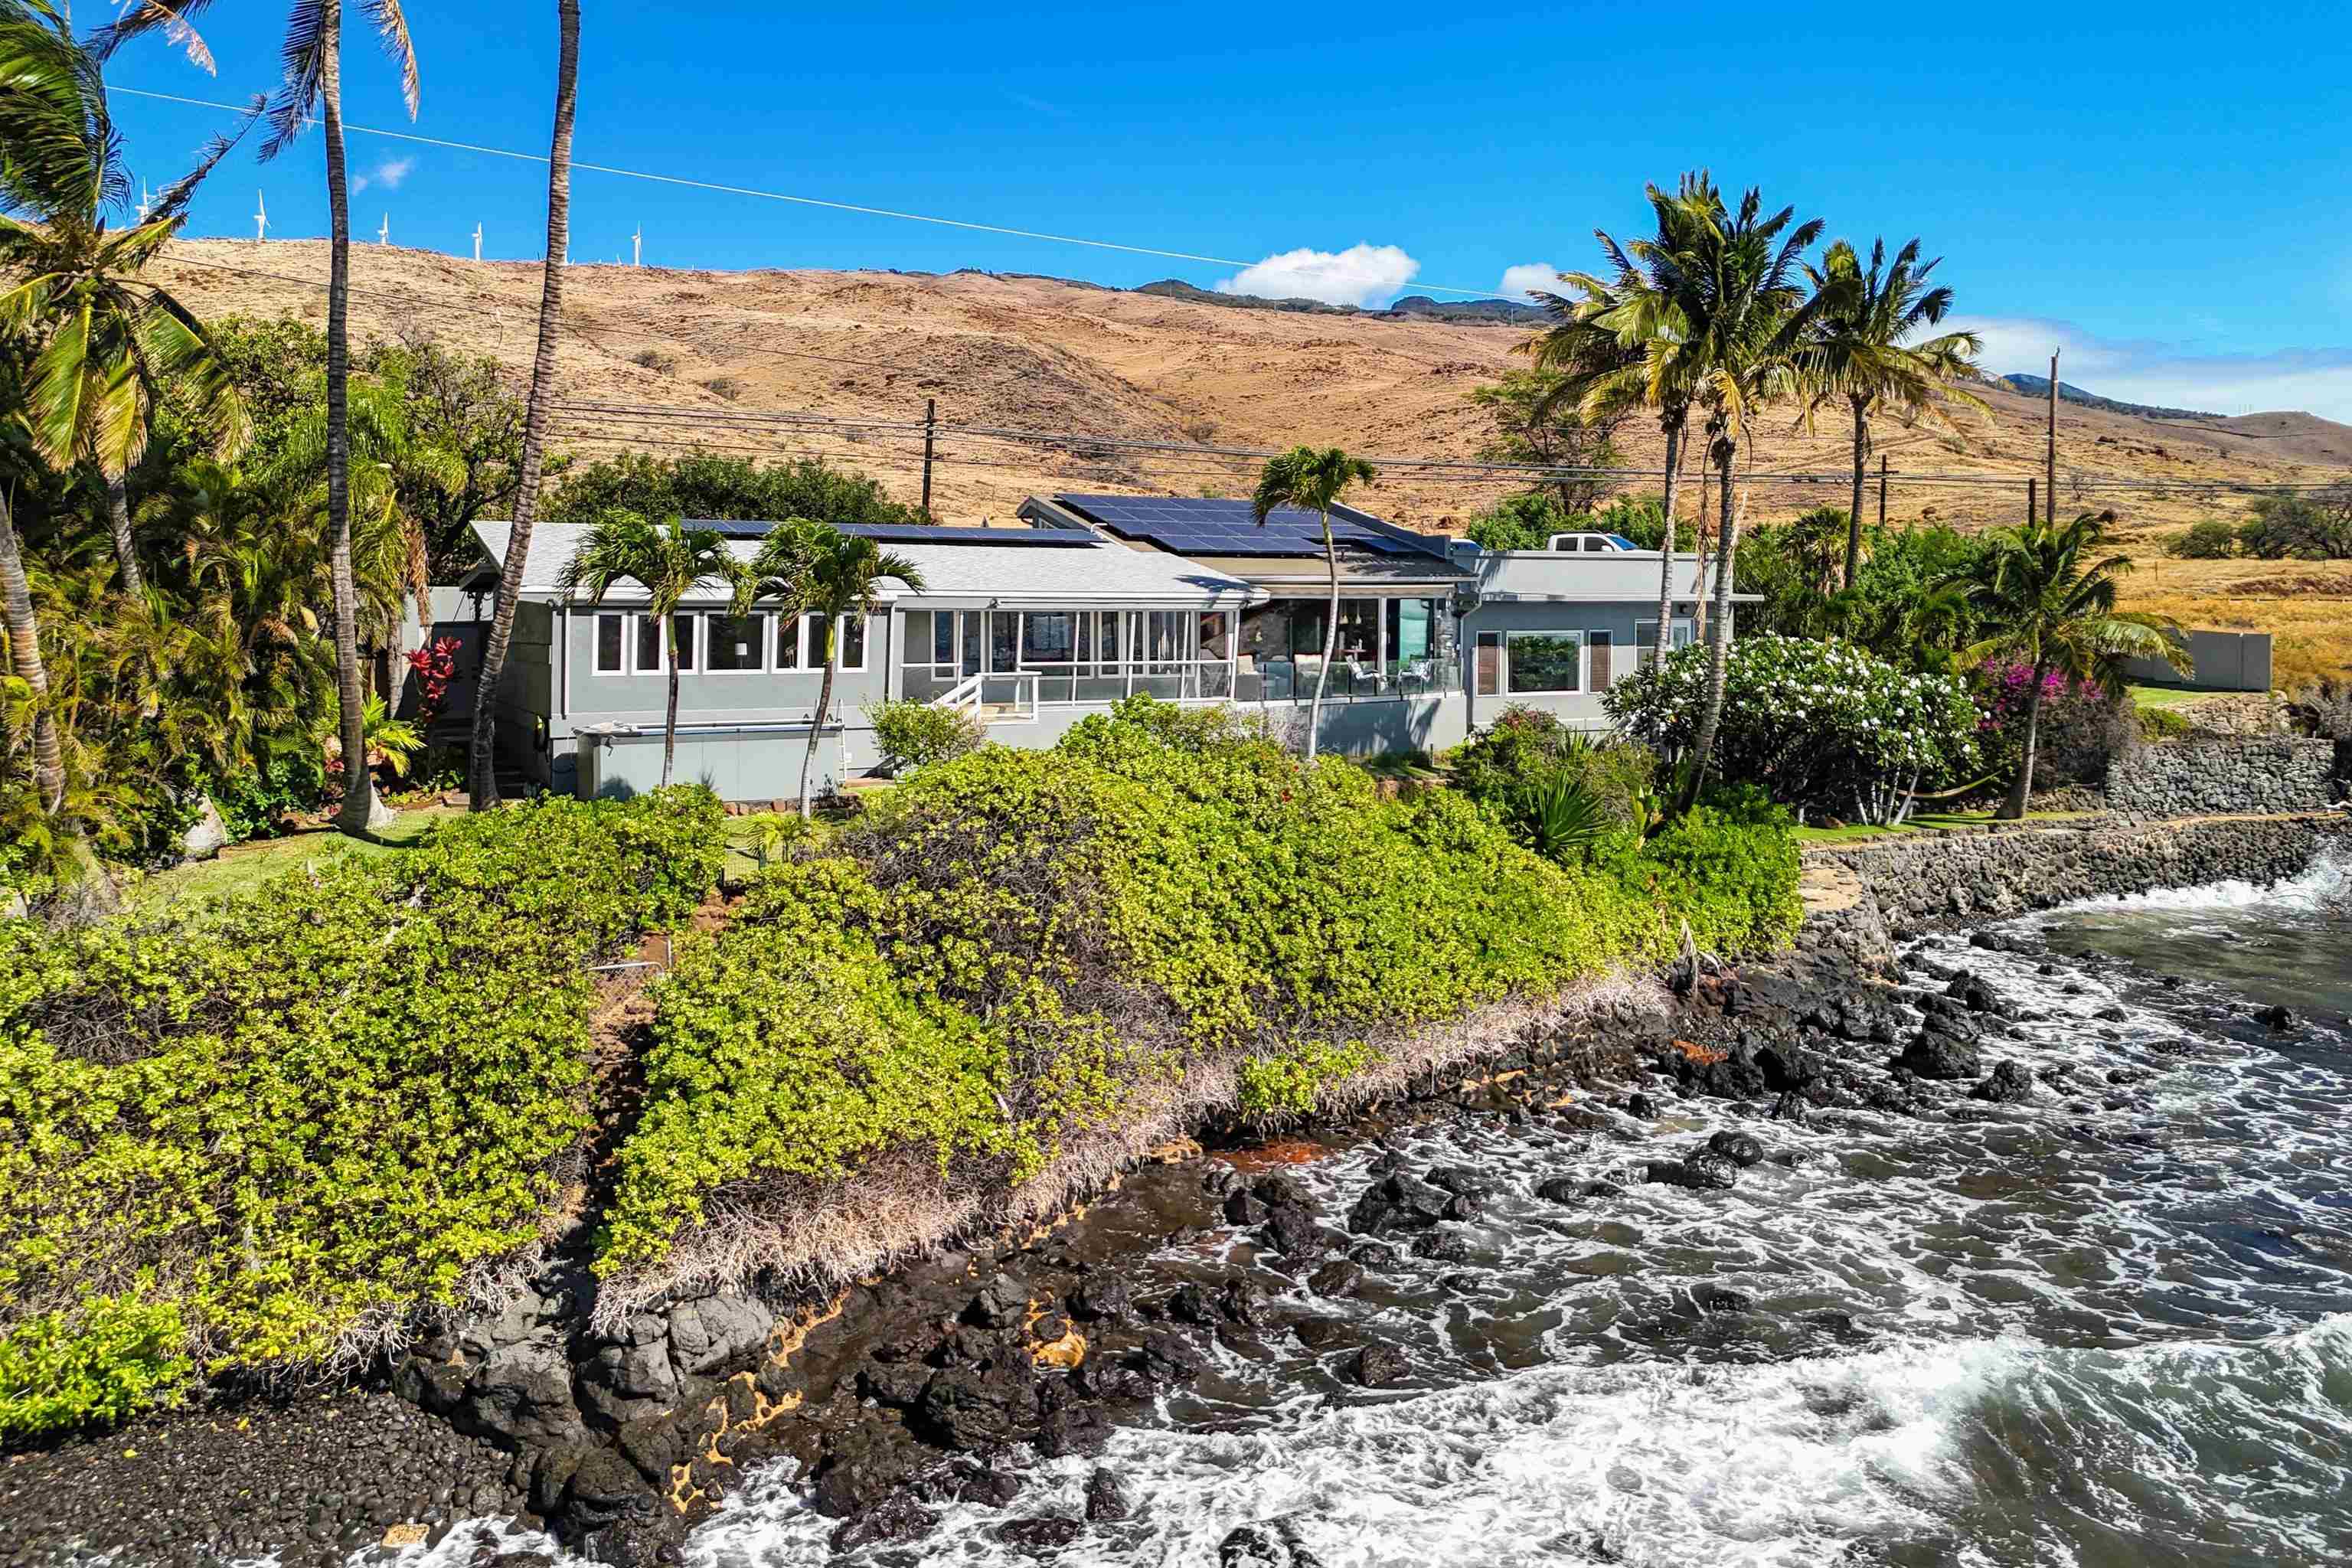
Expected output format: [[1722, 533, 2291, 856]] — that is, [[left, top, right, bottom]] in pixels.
[[1424, 1165, 1493, 1198], [1896, 1027, 1983, 1080], [1694, 1289, 1753, 1313], [828, 1491, 935, 1553], [1083, 1468, 1132, 1523], [1223, 1190, 1271, 1227], [1970, 1061, 2035, 1104], [1072, 1353, 1154, 1403], [811, 1419, 927, 1517], [1410, 1230, 1475, 1263], [1069, 1276, 1135, 1323], [1707, 1130, 1766, 1168], [1533, 1176, 1586, 1204], [916, 1363, 1040, 1450], [1136, 1328, 1212, 1385], [1292, 1316, 1357, 1353], [1441, 1192, 1484, 1223], [1646, 1152, 1739, 1192], [997, 1515, 1085, 1553], [1257, 1201, 1330, 1257], [1306, 1259, 1366, 1298], [1348, 1344, 1411, 1388], [1346, 1240, 1401, 1269], [2255, 1003, 2295, 1031]]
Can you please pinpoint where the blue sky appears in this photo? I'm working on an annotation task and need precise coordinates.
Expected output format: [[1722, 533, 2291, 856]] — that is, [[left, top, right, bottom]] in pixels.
[[104, 0, 2352, 418]]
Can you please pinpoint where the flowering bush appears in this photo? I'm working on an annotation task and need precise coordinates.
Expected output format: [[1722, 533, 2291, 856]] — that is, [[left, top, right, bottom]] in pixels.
[[1974, 660, 2134, 790], [1606, 635, 1978, 824], [405, 636, 462, 726]]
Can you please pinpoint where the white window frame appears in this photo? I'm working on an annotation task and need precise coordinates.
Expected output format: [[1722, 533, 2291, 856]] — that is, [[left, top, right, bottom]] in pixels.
[[630, 612, 668, 675], [701, 609, 770, 676], [1503, 629, 1588, 697], [795, 611, 867, 673], [591, 611, 627, 675]]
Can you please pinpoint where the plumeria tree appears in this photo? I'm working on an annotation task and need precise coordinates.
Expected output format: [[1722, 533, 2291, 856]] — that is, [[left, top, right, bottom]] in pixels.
[[1607, 634, 1978, 826]]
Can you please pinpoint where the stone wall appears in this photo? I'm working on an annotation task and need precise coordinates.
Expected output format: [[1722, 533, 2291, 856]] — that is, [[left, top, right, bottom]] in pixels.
[[2106, 738, 2344, 818], [1809, 812, 2352, 935]]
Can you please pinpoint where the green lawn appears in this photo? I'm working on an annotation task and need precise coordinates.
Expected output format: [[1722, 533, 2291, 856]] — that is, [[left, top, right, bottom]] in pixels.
[[129, 806, 455, 913], [1795, 808, 2099, 846], [2128, 683, 2223, 710]]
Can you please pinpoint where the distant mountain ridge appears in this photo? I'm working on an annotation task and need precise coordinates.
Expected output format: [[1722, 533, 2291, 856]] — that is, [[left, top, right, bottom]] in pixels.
[[1999, 373, 2216, 422], [1135, 278, 1543, 325]]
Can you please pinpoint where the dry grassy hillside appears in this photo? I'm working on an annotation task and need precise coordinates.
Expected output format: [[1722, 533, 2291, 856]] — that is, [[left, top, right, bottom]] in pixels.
[[155, 238, 2352, 681]]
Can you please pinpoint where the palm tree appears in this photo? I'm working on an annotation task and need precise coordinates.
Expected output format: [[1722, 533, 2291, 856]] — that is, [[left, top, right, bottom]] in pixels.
[[100, 0, 423, 836], [750, 521, 924, 818], [0, 1, 253, 598], [1524, 181, 1712, 672], [1668, 178, 1834, 815], [469, 0, 579, 812], [1948, 512, 2184, 819], [1802, 237, 1986, 590], [1252, 446, 1374, 760], [554, 509, 753, 791]]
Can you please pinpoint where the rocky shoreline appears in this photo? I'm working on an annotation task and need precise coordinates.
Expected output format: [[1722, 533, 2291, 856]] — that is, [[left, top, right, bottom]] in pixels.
[[5, 809, 2346, 1568]]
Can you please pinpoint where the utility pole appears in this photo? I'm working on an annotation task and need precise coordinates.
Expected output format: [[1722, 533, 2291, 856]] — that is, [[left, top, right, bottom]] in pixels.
[[2027, 478, 2037, 522], [920, 397, 938, 519], [2046, 348, 2060, 524], [1877, 455, 1888, 530]]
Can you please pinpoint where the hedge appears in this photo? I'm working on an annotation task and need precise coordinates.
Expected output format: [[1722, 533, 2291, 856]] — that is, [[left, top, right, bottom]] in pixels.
[[0, 789, 723, 1439], [597, 701, 1802, 1282]]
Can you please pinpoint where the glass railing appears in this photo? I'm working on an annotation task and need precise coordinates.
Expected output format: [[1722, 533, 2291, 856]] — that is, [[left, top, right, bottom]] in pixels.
[[1238, 657, 1459, 704], [906, 656, 1454, 711]]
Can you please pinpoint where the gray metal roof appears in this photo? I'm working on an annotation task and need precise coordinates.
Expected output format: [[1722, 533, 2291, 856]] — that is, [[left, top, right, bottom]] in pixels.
[[468, 521, 1260, 608]]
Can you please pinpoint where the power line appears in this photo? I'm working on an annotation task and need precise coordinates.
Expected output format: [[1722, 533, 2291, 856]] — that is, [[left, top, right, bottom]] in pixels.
[[116, 85, 1514, 299]]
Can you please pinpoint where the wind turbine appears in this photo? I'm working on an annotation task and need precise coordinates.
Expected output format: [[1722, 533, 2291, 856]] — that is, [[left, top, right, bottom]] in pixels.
[[632, 226, 642, 266], [136, 183, 152, 223], [472, 223, 482, 263], [377, 213, 389, 247], [253, 191, 268, 242]]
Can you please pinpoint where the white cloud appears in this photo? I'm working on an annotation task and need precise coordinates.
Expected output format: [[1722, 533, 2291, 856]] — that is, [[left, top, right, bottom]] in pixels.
[[351, 156, 415, 196], [1497, 262, 1563, 302], [1947, 313, 2352, 422], [1215, 243, 1419, 309]]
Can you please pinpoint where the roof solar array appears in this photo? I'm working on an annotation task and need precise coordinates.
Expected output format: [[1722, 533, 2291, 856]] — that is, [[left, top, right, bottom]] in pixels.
[[1054, 494, 1429, 558], [684, 520, 1094, 547]]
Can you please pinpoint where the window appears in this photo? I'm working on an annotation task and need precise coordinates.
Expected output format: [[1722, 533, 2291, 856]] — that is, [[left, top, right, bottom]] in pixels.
[[1384, 597, 1436, 665], [1582, 537, 1610, 553], [594, 612, 625, 674], [930, 611, 956, 665], [776, 614, 803, 669], [1197, 610, 1230, 661], [1021, 612, 1075, 663], [670, 613, 697, 671], [1589, 631, 1615, 691], [1635, 618, 1696, 669], [1507, 631, 1583, 694], [841, 612, 867, 670], [989, 611, 1018, 671], [633, 613, 665, 673], [1475, 632, 1501, 697], [707, 612, 767, 672], [1333, 601, 1380, 664], [801, 612, 867, 671]]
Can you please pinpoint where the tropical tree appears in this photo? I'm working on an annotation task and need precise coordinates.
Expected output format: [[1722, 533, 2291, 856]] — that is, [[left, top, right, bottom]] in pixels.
[[101, 0, 423, 835], [554, 509, 753, 791], [1527, 177, 1718, 674], [750, 520, 924, 818], [1668, 178, 1835, 815], [1252, 445, 1374, 761], [0, 0, 252, 598], [1802, 237, 1985, 590], [1946, 512, 2185, 818], [469, 0, 578, 812]]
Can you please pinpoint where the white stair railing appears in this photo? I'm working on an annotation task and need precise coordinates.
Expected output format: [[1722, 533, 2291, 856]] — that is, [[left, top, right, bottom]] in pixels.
[[935, 673, 984, 710]]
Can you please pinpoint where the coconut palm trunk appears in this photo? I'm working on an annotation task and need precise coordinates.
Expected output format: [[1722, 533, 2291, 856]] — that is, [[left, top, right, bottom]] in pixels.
[[1309, 508, 1338, 760], [1676, 436, 1746, 813], [799, 632, 836, 819], [2002, 659, 2048, 821], [1652, 417, 1683, 670], [103, 471, 144, 596], [662, 611, 681, 788], [318, 9, 381, 835], [0, 492, 60, 812], [469, 0, 579, 810], [1845, 395, 1870, 591]]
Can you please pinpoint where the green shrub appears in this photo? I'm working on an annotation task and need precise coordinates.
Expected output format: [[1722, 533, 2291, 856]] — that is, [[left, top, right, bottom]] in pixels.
[[599, 699, 1800, 1283], [0, 788, 723, 1429], [1449, 706, 1656, 830], [2137, 704, 2195, 743], [867, 699, 987, 776], [2166, 519, 2238, 560], [1609, 635, 1979, 826], [0, 1292, 191, 1439], [1236, 1040, 1380, 1117]]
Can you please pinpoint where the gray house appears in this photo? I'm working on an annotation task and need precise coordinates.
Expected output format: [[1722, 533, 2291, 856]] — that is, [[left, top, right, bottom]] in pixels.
[[453, 496, 1743, 802]]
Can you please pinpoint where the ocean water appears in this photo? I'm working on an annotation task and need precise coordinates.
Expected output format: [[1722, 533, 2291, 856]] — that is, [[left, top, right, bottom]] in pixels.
[[405, 854, 2352, 1568]]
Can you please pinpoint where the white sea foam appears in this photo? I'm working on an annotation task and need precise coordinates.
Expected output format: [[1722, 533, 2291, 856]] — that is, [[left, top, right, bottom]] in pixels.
[[2039, 848, 2347, 917]]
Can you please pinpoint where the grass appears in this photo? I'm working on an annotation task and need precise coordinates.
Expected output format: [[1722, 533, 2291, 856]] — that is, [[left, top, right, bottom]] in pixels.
[[2127, 683, 2214, 710], [128, 806, 454, 913], [1793, 808, 2099, 846]]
